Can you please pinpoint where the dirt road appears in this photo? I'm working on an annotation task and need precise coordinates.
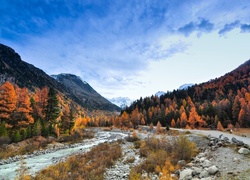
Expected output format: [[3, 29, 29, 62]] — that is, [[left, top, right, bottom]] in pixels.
[[172, 128, 250, 146]]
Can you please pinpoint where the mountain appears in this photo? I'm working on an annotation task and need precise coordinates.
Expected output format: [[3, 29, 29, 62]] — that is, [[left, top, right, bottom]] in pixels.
[[0, 44, 67, 92], [0, 43, 120, 111], [155, 91, 166, 97], [108, 97, 133, 109], [179, 83, 194, 90], [124, 59, 250, 128], [52, 74, 120, 111]]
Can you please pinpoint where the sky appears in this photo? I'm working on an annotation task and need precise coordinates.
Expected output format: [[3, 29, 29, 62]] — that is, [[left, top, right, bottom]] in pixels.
[[0, 0, 250, 100]]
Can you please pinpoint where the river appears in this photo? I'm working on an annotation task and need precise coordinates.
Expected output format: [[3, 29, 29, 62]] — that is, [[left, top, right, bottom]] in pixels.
[[0, 130, 128, 180]]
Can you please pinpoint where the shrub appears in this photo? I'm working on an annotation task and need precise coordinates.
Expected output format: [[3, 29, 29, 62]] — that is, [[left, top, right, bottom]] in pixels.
[[134, 140, 141, 149], [126, 131, 139, 142], [131, 135, 198, 178], [172, 135, 197, 164]]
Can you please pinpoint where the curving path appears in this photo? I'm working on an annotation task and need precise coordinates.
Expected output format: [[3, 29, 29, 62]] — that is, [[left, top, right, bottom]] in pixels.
[[171, 128, 250, 146]]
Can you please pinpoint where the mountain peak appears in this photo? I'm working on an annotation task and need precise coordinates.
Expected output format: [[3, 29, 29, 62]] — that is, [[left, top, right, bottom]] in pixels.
[[155, 91, 166, 97], [51, 73, 120, 111], [51, 73, 88, 84], [108, 97, 133, 109], [179, 83, 194, 90]]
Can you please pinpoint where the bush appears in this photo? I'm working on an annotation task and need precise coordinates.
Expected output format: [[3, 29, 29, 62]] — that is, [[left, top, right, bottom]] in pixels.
[[134, 140, 141, 149], [126, 131, 139, 142], [172, 135, 197, 163], [131, 135, 198, 178]]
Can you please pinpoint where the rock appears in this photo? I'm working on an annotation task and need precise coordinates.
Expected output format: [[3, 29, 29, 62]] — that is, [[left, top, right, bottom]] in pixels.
[[202, 160, 212, 168], [178, 160, 187, 166], [232, 137, 239, 144], [207, 134, 212, 139], [179, 169, 193, 180], [186, 162, 193, 167], [238, 147, 250, 155], [223, 137, 229, 142], [208, 141, 214, 146], [174, 170, 180, 176], [233, 157, 240, 163], [200, 157, 206, 162], [237, 140, 244, 146], [211, 146, 217, 151], [207, 165, 219, 175], [192, 167, 202, 176], [200, 177, 212, 180], [217, 141, 223, 147], [199, 170, 209, 178]]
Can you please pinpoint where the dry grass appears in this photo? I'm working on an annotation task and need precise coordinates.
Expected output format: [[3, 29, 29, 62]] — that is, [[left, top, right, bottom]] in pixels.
[[35, 142, 122, 180], [130, 135, 198, 179], [0, 144, 38, 160]]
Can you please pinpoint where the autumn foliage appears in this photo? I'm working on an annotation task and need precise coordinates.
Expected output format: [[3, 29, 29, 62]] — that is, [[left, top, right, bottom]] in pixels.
[[121, 60, 250, 129]]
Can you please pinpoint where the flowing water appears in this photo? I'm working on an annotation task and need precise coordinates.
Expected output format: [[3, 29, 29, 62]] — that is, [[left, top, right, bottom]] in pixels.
[[0, 130, 128, 180]]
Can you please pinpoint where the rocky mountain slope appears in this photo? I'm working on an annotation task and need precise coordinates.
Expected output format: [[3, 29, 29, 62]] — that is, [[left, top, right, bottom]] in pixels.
[[52, 74, 120, 111], [0, 43, 119, 111]]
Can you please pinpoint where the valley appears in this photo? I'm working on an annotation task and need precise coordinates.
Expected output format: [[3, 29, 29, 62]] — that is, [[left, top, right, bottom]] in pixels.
[[1, 127, 250, 179]]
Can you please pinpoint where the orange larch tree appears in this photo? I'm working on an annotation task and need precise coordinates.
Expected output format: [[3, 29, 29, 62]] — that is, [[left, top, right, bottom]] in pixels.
[[12, 87, 34, 128], [0, 82, 17, 123], [188, 107, 206, 129]]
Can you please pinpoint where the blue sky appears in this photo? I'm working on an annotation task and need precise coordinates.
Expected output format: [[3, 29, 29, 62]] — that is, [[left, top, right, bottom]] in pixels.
[[1, 0, 250, 99]]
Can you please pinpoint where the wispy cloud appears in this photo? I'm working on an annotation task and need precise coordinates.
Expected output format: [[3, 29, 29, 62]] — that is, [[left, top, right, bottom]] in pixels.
[[241, 24, 250, 33], [218, 21, 241, 35], [178, 19, 214, 36], [1, 0, 250, 98]]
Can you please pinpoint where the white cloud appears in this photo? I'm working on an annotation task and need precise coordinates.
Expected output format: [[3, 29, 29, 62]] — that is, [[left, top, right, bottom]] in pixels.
[[1, 0, 250, 99]]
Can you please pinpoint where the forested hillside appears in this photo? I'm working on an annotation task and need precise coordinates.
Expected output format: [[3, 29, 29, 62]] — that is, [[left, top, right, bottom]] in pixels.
[[0, 82, 116, 144], [0, 44, 120, 111], [121, 59, 250, 129]]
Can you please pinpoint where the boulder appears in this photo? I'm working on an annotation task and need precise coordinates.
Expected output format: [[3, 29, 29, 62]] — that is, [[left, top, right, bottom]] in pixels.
[[179, 169, 193, 180], [202, 160, 212, 168], [192, 167, 202, 176], [237, 140, 244, 146], [199, 170, 209, 178], [207, 165, 219, 175], [238, 148, 250, 155], [223, 137, 229, 142], [232, 137, 238, 144]]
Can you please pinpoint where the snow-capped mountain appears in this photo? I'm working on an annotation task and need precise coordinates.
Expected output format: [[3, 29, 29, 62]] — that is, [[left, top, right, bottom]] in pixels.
[[155, 91, 166, 97], [108, 97, 133, 109], [179, 83, 195, 90]]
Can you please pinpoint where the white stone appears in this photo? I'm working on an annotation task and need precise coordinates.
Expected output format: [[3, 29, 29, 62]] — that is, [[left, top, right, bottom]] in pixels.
[[238, 148, 250, 155], [207, 165, 219, 175], [179, 169, 193, 180], [192, 167, 202, 175], [199, 170, 209, 178], [202, 159, 212, 167]]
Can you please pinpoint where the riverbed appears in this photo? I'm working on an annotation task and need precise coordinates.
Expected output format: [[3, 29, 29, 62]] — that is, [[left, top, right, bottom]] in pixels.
[[0, 130, 128, 180]]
